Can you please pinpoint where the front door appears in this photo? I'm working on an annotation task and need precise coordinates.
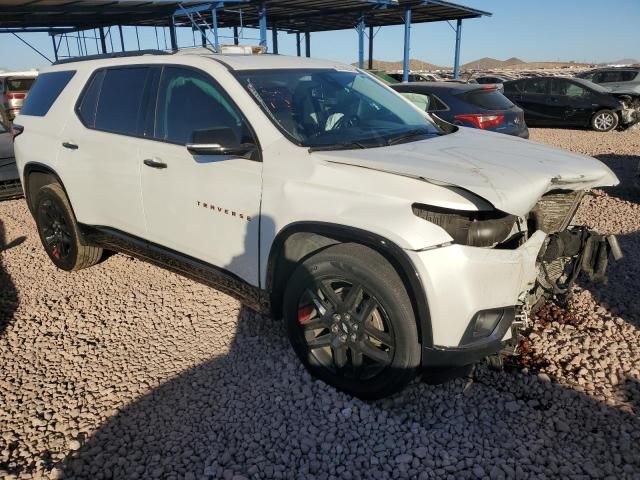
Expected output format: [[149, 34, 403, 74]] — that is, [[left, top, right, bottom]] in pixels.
[[139, 66, 263, 286]]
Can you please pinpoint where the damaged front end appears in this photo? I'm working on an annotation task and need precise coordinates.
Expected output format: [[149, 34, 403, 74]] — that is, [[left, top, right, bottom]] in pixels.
[[615, 94, 640, 128], [527, 190, 623, 310]]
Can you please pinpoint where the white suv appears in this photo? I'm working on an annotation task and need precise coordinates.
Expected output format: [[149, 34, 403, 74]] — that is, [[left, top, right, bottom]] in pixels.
[[13, 50, 620, 398]]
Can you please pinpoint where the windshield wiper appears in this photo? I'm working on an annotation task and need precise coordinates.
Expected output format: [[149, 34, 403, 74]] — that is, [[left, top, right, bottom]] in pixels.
[[386, 129, 435, 146], [308, 142, 368, 153]]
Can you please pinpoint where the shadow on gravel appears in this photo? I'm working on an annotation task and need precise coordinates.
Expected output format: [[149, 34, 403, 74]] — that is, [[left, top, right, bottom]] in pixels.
[[58, 307, 640, 479], [593, 153, 640, 203], [0, 219, 19, 337], [579, 231, 640, 329]]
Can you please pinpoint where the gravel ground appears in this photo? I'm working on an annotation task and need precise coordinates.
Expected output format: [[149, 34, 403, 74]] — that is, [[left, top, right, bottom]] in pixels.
[[1, 128, 639, 480]]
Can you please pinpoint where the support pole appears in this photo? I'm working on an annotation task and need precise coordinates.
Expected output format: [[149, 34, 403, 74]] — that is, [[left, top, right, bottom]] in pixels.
[[169, 15, 178, 50], [118, 25, 125, 52], [201, 29, 206, 47], [368, 25, 373, 70], [357, 15, 365, 69], [211, 7, 220, 51], [453, 19, 462, 79], [258, 3, 267, 48], [51, 34, 59, 61], [99, 27, 107, 54], [402, 8, 411, 82], [305, 32, 310, 57], [233, 26, 239, 45], [272, 25, 278, 54], [296, 32, 301, 56]]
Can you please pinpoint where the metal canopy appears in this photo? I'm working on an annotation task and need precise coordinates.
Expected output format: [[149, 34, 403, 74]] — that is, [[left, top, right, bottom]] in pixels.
[[0, 0, 491, 81], [0, 0, 490, 32]]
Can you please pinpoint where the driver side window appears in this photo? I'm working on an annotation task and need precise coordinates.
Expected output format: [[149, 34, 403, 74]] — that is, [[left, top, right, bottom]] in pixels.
[[154, 66, 250, 145]]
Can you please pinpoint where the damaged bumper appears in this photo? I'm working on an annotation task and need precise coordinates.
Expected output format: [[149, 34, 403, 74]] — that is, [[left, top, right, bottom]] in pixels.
[[410, 227, 622, 369], [407, 231, 546, 366]]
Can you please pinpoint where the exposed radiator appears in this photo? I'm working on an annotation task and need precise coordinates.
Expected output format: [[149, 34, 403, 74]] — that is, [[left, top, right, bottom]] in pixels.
[[529, 190, 584, 234]]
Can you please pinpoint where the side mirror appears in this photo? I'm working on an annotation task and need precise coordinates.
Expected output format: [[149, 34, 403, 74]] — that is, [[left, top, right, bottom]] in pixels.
[[186, 127, 255, 157]]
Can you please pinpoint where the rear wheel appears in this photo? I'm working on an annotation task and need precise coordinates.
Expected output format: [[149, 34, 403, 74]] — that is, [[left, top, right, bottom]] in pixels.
[[591, 110, 618, 132], [34, 183, 102, 271], [283, 243, 420, 399]]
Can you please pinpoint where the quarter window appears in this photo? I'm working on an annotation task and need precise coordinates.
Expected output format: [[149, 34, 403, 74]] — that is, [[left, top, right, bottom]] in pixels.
[[20, 71, 75, 116], [397, 91, 449, 111], [95, 67, 150, 136], [154, 66, 249, 145]]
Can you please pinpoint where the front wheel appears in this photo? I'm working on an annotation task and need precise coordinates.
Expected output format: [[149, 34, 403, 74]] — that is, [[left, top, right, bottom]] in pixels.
[[591, 110, 618, 132], [283, 243, 421, 399]]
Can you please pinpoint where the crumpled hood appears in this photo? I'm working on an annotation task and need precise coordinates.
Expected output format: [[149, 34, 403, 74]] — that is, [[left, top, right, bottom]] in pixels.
[[317, 127, 618, 216]]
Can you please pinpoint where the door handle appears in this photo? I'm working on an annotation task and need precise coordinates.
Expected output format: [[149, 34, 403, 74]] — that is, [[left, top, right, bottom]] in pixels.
[[62, 142, 78, 150], [143, 158, 168, 169]]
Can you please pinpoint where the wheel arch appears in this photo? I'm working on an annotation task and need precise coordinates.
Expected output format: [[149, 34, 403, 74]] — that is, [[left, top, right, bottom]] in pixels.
[[22, 162, 69, 213], [266, 221, 433, 348]]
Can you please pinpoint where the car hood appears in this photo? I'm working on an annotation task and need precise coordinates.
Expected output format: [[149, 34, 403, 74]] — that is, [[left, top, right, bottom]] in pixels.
[[316, 127, 618, 216]]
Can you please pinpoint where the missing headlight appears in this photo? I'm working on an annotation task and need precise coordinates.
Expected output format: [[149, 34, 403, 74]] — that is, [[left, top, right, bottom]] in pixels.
[[412, 203, 517, 247]]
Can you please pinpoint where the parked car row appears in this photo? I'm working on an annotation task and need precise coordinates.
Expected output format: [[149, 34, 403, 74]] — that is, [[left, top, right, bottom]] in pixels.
[[503, 76, 639, 132]]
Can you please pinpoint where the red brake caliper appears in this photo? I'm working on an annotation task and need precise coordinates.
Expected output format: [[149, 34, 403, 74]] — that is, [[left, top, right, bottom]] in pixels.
[[297, 304, 315, 324], [52, 244, 60, 259]]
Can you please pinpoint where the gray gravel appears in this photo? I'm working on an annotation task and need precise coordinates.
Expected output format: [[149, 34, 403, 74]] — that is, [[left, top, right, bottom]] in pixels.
[[1, 128, 640, 480]]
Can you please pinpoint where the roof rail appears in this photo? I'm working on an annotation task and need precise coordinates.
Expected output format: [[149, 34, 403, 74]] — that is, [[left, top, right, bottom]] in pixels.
[[52, 49, 171, 66]]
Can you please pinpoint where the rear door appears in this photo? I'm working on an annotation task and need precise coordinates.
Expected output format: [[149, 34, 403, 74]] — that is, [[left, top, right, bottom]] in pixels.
[[139, 65, 263, 285], [60, 66, 153, 238], [510, 78, 552, 124]]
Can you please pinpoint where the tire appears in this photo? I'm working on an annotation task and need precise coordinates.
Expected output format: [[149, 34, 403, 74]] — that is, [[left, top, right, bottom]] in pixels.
[[283, 243, 421, 399], [34, 183, 103, 271], [591, 110, 618, 132]]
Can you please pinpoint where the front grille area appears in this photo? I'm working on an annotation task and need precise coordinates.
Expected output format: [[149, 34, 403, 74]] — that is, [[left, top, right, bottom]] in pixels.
[[529, 190, 584, 234]]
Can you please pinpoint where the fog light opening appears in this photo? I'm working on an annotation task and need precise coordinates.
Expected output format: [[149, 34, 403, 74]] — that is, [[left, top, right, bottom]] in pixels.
[[472, 309, 505, 339]]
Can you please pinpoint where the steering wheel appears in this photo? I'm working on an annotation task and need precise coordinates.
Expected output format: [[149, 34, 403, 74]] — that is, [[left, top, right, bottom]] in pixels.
[[331, 114, 360, 130]]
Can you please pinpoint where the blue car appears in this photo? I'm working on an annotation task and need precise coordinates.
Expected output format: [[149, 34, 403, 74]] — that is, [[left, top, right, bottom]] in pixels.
[[391, 82, 529, 138]]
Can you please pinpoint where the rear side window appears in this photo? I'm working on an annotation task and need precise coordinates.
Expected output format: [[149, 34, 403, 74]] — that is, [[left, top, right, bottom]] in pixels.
[[95, 67, 150, 136], [77, 70, 105, 128], [20, 71, 75, 116], [522, 78, 548, 94], [463, 90, 514, 110], [620, 71, 638, 81]]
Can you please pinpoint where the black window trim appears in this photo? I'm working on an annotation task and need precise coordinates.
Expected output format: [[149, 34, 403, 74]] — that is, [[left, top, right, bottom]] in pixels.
[[74, 63, 262, 162]]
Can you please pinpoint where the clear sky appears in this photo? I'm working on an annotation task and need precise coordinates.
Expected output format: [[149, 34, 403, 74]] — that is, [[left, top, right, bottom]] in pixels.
[[0, 0, 638, 71]]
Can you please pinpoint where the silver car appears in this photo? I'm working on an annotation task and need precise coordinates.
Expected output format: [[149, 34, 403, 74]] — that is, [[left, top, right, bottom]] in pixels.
[[576, 67, 640, 94], [0, 75, 37, 120]]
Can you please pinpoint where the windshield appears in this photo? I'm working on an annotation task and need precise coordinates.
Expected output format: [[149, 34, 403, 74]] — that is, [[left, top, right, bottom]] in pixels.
[[235, 69, 441, 149]]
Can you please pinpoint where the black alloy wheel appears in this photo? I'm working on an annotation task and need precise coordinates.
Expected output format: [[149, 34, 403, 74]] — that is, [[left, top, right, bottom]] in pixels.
[[37, 197, 73, 264], [296, 278, 395, 381], [33, 183, 103, 271], [284, 243, 421, 399]]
